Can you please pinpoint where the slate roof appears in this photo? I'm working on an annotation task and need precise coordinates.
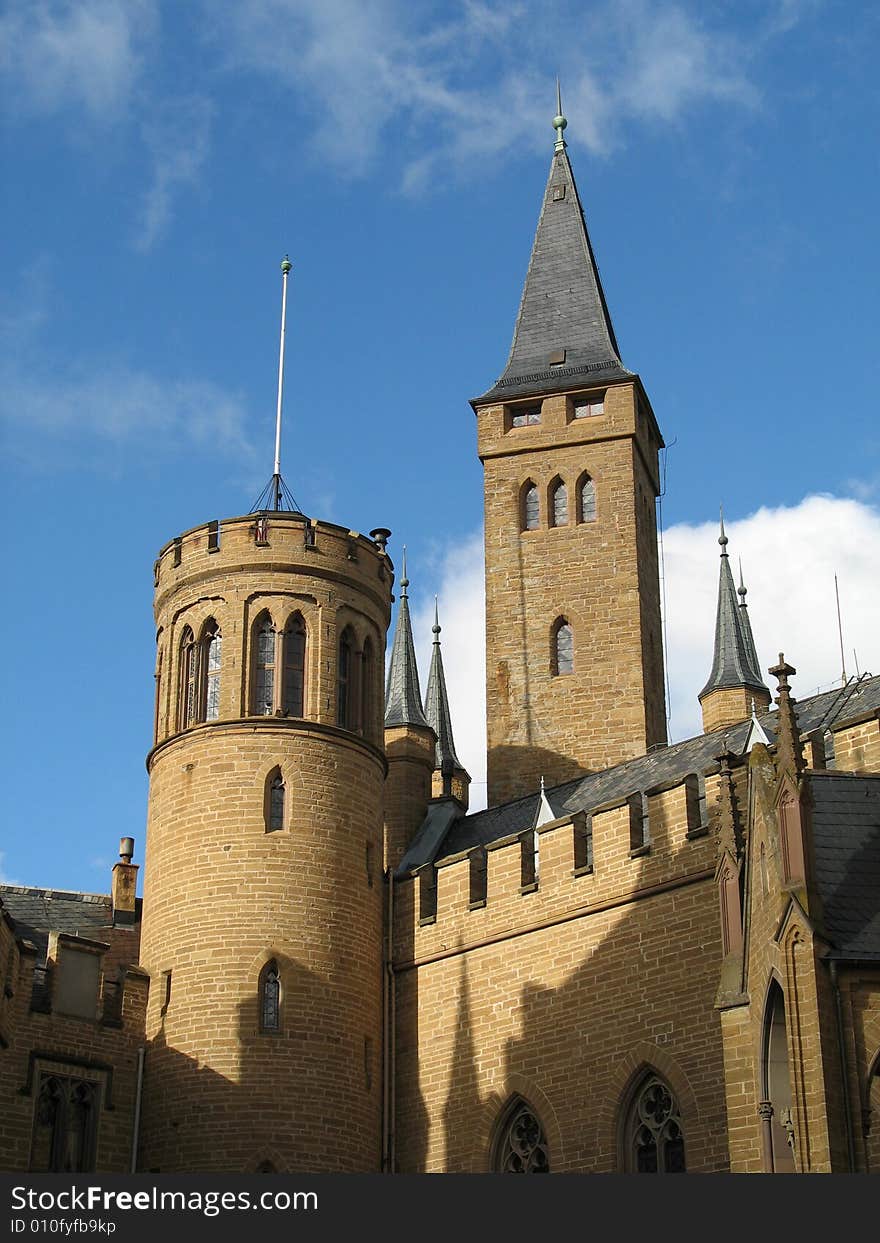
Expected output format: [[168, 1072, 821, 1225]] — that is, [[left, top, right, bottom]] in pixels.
[[812, 773, 880, 961], [700, 529, 769, 700], [472, 143, 631, 406], [0, 886, 139, 959], [399, 673, 880, 873], [384, 561, 430, 730]]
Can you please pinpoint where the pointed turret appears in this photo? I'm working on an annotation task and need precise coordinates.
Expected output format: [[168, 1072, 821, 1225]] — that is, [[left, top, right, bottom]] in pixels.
[[737, 559, 764, 688], [473, 91, 631, 405], [699, 514, 771, 733], [424, 600, 470, 809], [384, 550, 430, 730], [383, 551, 436, 870]]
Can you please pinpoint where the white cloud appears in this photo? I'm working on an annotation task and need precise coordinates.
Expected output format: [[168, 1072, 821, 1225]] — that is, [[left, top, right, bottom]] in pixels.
[[137, 95, 214, 250], [210, 0, 761, 188], [408, 496, 880, 812], [0, 0, 157, 120]]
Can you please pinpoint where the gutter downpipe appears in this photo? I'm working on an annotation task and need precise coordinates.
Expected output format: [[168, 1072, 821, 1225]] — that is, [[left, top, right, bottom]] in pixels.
[[829, 960, 856, 1172], [130, 1046, 145, 1173]]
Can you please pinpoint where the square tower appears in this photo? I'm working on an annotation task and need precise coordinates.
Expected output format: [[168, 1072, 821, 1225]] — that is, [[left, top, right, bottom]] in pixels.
[[473, 118, 667, 807]]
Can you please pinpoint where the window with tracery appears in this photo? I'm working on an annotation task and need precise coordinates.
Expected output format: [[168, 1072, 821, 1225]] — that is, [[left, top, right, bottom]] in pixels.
[[203, 623, 222, 721], [552, 619, 574, 676], [253, 617, 275, 715], [178, 627, 197, 729], [551, 479, 568, 527], [522, 482, 539, 531], [260, 961, 281, 1033], [282, 614, 306, 717], [31, 1074, 100, 1173], [579, 475, 597, 523], [625, 1073, 686, 1173], [493, 1098, 549, 1173]]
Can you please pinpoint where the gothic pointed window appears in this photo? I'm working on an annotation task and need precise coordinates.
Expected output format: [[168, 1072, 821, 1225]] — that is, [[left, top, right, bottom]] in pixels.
[[624, 1072, 686, 1173], [178, 626, 197, 730], [252, 615, 276, 715], [282, 614, 306, 717], [492, 1097, 550, 1173], [552, 619, 574, 676], [266, 769, 285, 833], [550, 478, 568, 527], [761, 981, 796, 1172], [338, 627, 357, 729], [31, 1074, 99, 1173], [259, 961, 281, 1033], [578, 474, 597, 523], [522, 481, 539, 531], [202, 621, 221, 721]]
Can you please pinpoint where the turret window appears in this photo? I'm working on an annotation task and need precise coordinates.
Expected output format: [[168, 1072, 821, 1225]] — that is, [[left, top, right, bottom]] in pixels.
[[282, 614, 306, 717], [259, 961, 281, 1033], [203, 623, 222, 721], [511, 403, 541, 428], [572, 391, 605, 418], [550, 479, 568, 527], [552, 619, 574, 675], [522, 482, 539, 531], [578, 475, 597, 523], [266, 769, 285, 833], [178, 627, 197, 730], [338, 627, 357, 729], [361, 637, 375, 738], [253, 616, 275, 715]]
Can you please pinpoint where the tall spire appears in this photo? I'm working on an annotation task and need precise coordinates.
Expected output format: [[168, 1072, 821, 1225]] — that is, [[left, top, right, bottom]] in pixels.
[[472, 98, 630, 405], [699, 512, 770, 703], [384, 549, 430, 729], [737, 558, 764, 688], [424, 598, 465, 780]]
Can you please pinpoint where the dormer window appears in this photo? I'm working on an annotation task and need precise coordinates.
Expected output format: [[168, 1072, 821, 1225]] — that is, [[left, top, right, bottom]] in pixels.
[[572, 391, 605, 419], [510, 404, 541, 428]]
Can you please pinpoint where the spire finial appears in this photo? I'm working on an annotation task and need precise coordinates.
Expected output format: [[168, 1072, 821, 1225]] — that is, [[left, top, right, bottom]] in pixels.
[[401, 545, 409, 596], [553, 78, 568, 151], [738, 557, 747, 602], [432, 595, 441, 639], [718, 505, 728, 552]]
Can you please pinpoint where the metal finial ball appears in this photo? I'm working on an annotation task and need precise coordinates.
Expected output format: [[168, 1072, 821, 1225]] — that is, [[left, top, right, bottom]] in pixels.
[[718, 532, 729, 547], [280, 257, 292, 274], [553, 113, 567, 131], [432, 622, 441, 636]]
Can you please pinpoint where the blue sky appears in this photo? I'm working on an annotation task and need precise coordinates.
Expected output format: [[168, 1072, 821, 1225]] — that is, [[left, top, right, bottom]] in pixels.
[[1, 0, 878, 894]]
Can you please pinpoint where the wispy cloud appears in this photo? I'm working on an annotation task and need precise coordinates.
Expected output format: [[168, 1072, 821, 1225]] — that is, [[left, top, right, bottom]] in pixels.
[[404, 496, 880, 812], [136, 94, 214, 250], [0, 0, 157, 121], [211, 0, 763, 190]]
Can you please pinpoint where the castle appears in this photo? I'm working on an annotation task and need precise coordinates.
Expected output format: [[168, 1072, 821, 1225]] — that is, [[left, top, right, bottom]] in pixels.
[[2, 107, 879, 1176]]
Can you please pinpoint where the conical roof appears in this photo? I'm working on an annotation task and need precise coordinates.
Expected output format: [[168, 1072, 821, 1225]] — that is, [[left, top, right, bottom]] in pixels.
[[424, 600, 466, 775], [384, 553, 430, 730], [473, 113, 630, 405], [699, 520, 770, 702]]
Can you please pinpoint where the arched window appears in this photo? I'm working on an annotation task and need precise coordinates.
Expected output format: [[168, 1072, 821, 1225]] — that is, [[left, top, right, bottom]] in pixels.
[[338, 627, 357, 729], [578, 474, 597, 523], [521, 481, 539, 531], [550, 478, 568, 527], [252, 615, 276, 715], [259, 961, 281, 1033], [266, 769, 285, 833], [202, 621, 221, 721], [762, 980, 796, 1171], [178, 627, 197, 730], [552, 619, 574, 676], [624, 1072, 686, 1173], [361, 637, 375, 738], [491, 1097, 549, 1173], [282, 614, 306, 717]]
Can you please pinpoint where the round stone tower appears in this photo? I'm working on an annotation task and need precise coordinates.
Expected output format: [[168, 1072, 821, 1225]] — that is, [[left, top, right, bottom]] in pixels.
[[138, 510, 392, 1173]]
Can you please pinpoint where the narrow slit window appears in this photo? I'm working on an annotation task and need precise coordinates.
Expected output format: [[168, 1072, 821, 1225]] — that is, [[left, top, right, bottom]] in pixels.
[[579, 475, 597, 523], [260, 961, 281, 1032], [551, 479, 568, 527], [203, 625, 221, 721], [267, 771, 285, 833], [178, 627, 196, 729], [552, 620, 574, 676], [522, 482, 539, 531]]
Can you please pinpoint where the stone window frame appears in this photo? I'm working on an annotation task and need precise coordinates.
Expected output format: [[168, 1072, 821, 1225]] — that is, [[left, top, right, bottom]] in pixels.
[[520, 479, 540, 531], [548, 475, 569, 528], [622, 1070, 686, 1173], [577, 471, 597, 523], [490, 1095, 550, 1173], [28, 1061, 107, 1174], [568, 389, 606, 421], [506, 401, 542, 430], [264, 766, 286, 833], [550, 617, 574, 676], [258, 959, 282, 1034]]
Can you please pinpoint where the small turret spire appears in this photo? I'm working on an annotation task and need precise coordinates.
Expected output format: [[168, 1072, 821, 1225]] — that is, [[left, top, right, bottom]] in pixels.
[[424, 597, 466, 787], [384, 550, 429, 730], [553, 78, 567, 151], [699, 513, 769, 704]]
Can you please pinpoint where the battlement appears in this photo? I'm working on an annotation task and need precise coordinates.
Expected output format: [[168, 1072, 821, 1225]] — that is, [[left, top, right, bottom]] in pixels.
[[392, 767, 741, 965], [154, 512, 394, 613]]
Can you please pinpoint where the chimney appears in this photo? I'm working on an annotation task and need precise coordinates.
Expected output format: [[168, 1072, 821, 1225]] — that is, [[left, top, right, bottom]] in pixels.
[[111, 837, 138, 926]]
